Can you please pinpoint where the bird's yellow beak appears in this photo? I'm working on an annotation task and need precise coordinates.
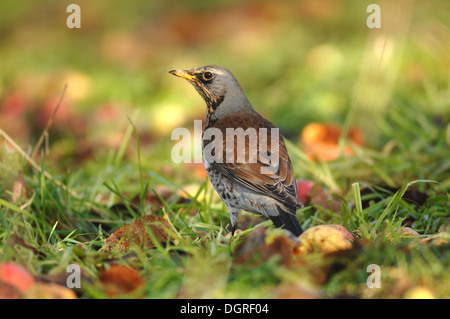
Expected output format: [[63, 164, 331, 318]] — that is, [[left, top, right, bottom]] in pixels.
[[169, 69, 198, 82]]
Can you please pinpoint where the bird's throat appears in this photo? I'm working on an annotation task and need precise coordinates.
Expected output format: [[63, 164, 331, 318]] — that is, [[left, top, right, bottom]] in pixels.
[[204, 95, 224, 129]]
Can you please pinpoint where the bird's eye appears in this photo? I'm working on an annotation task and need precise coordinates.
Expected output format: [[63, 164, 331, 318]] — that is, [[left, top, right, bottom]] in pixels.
[[203, 71, 214, 81]]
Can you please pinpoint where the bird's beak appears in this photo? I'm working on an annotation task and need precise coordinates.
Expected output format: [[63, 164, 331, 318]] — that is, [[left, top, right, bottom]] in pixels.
[[169, 69, 198, 82]]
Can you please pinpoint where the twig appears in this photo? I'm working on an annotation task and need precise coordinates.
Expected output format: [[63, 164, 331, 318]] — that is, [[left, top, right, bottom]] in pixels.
[[30, 83, 68, 159]]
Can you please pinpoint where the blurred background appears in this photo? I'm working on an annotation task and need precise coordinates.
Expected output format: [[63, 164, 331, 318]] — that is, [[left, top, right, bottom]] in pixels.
[[0, 0, 449, 174], [1, 1, 449, 300]]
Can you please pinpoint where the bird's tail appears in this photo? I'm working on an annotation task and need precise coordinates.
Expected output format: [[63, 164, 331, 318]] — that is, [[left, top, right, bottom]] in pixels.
[[269, 208, 303, 237]]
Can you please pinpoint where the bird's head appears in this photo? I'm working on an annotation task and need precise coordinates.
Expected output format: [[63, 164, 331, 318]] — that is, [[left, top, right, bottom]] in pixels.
[[169, 65, 252, 114]]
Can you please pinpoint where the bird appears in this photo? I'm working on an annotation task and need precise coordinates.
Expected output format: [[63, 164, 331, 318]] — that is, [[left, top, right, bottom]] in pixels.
[[169, 65, 303, 236]]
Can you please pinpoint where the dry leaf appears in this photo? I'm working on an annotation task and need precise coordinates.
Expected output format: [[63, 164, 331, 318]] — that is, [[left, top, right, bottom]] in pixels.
[[411, 232, 449, 247], [233, 227, 301, 266], [102, 215, 173, 253], [261, 234, 299, 266], [99, 264, 144, 296], [0, 282, 22, 299], [438, 217, 450, 233], [233, 226, 267, 265], [310, 185, 341, 211], [398, 227, 420, 237]]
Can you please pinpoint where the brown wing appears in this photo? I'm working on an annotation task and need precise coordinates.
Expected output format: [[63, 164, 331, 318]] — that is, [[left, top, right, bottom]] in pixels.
[[206, 113, 303, 213]]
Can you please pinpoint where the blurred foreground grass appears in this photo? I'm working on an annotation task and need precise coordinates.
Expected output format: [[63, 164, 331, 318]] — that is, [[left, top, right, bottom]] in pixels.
[[0, 0, 449, 299]]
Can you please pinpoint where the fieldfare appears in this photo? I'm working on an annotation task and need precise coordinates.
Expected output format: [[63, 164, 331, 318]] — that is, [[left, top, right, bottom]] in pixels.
[[169, 65, 303, 236]]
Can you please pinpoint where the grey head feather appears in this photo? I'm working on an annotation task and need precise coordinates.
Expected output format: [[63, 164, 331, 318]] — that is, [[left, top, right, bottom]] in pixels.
[[187, 65, 255, 118]]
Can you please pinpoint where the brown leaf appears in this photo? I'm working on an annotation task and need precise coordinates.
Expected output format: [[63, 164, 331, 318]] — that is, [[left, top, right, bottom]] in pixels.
[[233, 227, 301, 266], [439, 217, 450, 233], [233, 226, 267, 265], [102, 215, 173, 253], [398, 227, 420, 237], [411, 232, 449, 247], [0, 282, 22, 299], [261, 234, 299, 266], [310, 184, 341, 211], [99, 264, 144, 297]]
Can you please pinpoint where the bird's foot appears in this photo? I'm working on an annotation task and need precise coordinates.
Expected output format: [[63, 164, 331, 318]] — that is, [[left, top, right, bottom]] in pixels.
[[226, 223, 238, 237], [231, 225, 237, 237]]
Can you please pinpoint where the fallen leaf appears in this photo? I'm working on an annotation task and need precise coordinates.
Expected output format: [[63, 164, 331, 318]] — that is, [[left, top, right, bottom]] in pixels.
[[262, 232, 300, 266], [398, 227, 420, 237], [310, 184, 341, 211], [438, 217, 450, 233], [233, 226, 267, 265], [233, 227, 300, 266], [0, 282, 22, 299], [102, 215, 173, 253], [99, 264, 144, 296], [411, 232, 449, 247]]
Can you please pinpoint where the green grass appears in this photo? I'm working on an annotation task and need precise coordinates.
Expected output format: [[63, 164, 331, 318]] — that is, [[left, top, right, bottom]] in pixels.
[[0, 98, 448, 299], [0, 0, 449, 299]]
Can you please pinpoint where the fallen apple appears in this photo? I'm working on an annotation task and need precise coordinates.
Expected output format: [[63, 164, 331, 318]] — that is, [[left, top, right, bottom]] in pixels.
[[297, 180, 315, 204], [0, 262, 35, 293], [297, 224, 354, 255]]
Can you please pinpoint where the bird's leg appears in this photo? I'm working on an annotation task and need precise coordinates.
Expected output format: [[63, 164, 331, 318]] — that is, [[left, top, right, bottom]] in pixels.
[[229, 209, 239, 236], [231, 225, 237, 237]]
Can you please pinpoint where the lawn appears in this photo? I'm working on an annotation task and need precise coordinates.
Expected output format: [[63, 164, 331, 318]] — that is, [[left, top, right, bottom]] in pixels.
[[0, 0, 449, 300]]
